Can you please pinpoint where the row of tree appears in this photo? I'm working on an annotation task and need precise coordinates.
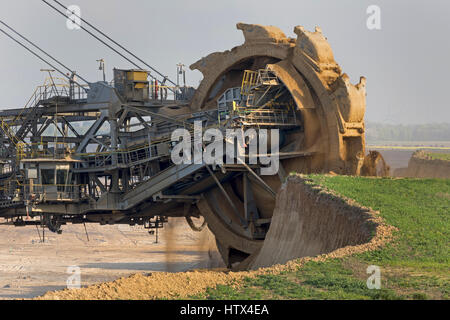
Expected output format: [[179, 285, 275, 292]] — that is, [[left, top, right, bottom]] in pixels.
[[365, 122, 450, 141]]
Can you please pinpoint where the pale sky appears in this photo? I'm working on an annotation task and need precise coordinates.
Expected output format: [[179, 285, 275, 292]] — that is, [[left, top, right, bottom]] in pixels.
[[0, 0, 449, 124]]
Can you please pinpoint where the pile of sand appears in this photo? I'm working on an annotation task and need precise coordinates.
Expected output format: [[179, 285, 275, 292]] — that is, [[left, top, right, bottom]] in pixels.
[[38, 269, 246, 300], [36, 175, 396, 300]]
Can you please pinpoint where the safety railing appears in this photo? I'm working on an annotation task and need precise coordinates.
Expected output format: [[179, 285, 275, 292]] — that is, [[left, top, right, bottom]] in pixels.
[[0, 119, 20, 146], [29, 184, 82, 202], [15, 142, 76, 161], [241, 70, 258, 96], [14, 77, 87, 120], [257, 69, 280, 86], [0, 79, 88, 151], [14, 138, 172, 170], [77, 142, 169, 169], [11, 182, 83, 203], [148, 83, 192, 102], [241, 69, 279, 95], [232, 102, 298, 127]]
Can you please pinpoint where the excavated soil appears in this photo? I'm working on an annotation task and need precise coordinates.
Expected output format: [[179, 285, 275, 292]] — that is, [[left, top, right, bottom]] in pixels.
[[249, 176, 390, 268], [394, 150, 450, 178], [37, 175, 395, 300]]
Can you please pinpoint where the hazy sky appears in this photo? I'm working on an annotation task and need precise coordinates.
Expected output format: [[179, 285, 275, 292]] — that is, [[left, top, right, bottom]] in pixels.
[[0, 0, 449, 124]]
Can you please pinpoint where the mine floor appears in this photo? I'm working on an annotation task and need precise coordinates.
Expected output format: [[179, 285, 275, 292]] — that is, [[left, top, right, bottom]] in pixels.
[[0, 218, 222, 299]]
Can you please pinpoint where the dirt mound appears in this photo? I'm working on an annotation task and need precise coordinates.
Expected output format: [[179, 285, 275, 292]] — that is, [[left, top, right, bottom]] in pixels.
[[249, 175, 390, 268], [361, 151, 390, 176], [394, 150, 450, 178], [37, 270, 245, 300], [36, 175, 395, 300]]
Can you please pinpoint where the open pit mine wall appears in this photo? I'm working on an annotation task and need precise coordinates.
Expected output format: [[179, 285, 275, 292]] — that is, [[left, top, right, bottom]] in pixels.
[[250, 175, 380, 269], [394, 151, 450, 179]]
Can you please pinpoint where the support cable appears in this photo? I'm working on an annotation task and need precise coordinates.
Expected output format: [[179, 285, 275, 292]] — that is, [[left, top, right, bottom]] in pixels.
[[0, 26, 87, 90], [41, 0, 160, 84], [0, 20, 89, 85], [49, 0, 177, 87]]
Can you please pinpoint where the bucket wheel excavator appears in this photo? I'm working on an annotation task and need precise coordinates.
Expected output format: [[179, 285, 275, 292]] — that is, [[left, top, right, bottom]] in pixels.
[[188, 23, 375, 269], [0, 21, 386, 271]]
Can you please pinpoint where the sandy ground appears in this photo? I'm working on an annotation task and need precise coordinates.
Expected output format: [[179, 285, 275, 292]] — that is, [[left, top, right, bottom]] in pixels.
[[0, 217, 223, 299]]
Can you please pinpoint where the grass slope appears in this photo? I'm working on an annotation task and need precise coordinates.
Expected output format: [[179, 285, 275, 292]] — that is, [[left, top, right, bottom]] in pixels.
[[193, 176, 450, 300], [427, 152, 450, 161]]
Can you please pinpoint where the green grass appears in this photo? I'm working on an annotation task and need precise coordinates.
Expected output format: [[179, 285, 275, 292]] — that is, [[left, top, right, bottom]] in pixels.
[[427, 152, 450, 161], [192, 176, 450, 300]]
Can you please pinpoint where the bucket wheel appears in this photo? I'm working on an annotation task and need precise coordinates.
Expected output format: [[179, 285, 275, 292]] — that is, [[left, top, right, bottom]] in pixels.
[[192, 23, 367, 270]]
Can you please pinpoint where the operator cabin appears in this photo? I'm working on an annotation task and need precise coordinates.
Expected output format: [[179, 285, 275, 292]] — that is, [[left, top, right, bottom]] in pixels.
[[20, 157, 81, 203]]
